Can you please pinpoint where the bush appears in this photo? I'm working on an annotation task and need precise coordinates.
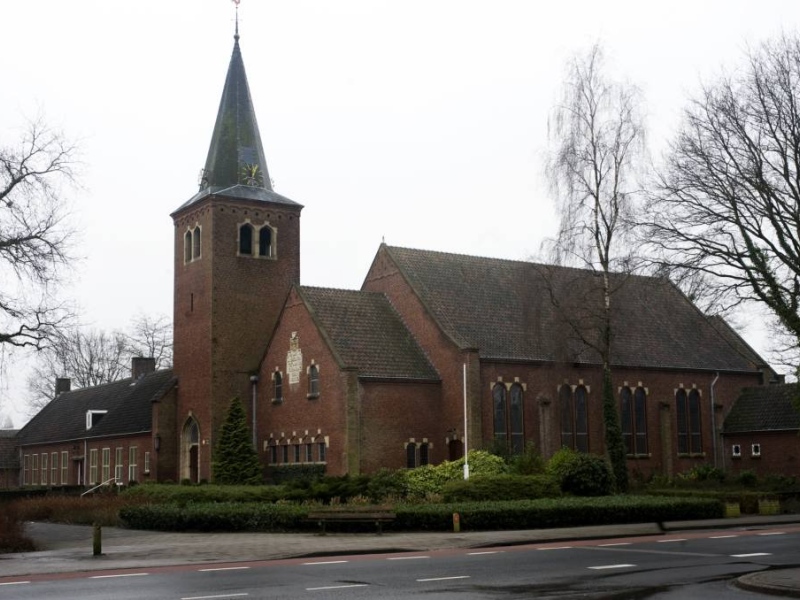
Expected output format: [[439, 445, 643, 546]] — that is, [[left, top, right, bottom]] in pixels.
[[735, 470, 758, 488], [547, 448, 613, 496], [366, 469, 409, 502], [120, 502, 307, 532], [0, 503, 35, 552], [508, 442, 546, 475], [442, 474, 559, 502], [405, 451, 508, 498]]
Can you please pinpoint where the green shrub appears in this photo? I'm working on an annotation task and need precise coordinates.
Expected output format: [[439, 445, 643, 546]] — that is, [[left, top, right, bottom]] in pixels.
[[547, 448, 613, 496], [508, 443, 546, 475], [119, 502, 307, 532], [678, 464, 726, 483], [442, 474, 559, 502], [404, 450, 507, 498], [122, 483, 288, 505], [735, 470, 758, 488], [366, 469, 409, 502], [269, 464, 326, 485]]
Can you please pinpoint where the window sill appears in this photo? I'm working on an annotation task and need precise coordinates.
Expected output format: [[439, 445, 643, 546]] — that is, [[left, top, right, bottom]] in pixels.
[[307, 393, 320, 400], [271, 399, 283, 405], [625, 453, 651, 459], [677, 452, 706, 458], [750, 455, 762, 459], [731, 455, 742, 459]]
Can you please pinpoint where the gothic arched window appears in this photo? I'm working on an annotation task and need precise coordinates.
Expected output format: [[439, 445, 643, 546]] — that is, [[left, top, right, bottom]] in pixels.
[[239, 223, 254, 255], [192, 226, 201, 259], [258, 226, 273, 257]]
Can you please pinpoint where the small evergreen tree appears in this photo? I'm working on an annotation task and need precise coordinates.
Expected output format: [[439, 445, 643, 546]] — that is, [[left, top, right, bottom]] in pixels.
[[213, 397, 263, 485]]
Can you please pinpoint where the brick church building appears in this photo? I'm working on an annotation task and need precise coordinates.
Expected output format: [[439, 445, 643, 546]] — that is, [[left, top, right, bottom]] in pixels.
[[15, 21, 782, 487]]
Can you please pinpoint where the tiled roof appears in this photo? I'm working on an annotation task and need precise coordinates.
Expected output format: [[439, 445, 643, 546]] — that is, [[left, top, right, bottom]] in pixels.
[[383, 246, 760, 372], [17, 370, 176, 446], [723, 384, 800, 433], [0, 430, 19, 468], [298, 287, 439, 381]]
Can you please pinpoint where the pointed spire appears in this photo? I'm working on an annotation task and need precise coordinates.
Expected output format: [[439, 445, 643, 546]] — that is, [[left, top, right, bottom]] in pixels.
[[199, 18, 272, 194]]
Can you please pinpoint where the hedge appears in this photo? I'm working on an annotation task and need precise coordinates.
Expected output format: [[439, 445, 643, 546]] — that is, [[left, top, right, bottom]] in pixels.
[[120, 495, 723, 533]]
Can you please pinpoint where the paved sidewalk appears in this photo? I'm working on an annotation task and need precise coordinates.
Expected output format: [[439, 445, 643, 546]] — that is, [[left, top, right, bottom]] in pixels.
[[0, 515, 798, 596]]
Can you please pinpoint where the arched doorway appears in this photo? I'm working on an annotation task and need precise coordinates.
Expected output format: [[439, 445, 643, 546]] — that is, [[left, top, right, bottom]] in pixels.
[[181, 418, 201, 483]]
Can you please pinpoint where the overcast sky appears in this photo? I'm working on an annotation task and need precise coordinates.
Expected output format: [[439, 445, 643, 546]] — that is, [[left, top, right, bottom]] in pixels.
[[1, 0, 798, 427]]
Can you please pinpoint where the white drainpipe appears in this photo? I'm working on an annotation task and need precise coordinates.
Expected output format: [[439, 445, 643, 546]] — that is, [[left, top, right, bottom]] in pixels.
[[710, 372, 720, 468]]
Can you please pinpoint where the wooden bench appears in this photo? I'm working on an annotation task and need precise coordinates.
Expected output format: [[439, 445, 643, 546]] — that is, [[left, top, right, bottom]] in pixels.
[[305, 510, 396, 535]]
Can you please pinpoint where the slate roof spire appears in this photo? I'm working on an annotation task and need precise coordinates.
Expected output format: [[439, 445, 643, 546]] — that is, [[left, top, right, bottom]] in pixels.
[[200, 17, 271, 192], [175, 9, 299, 212]]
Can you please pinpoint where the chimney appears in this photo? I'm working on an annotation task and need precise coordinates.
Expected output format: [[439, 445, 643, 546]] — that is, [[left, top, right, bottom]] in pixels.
[[55, 378, 71, 396], [132, 357, 156, 380]]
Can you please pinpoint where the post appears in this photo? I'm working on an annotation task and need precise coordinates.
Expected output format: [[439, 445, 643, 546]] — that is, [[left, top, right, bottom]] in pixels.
[[463, 363, 469, 480], [453, 512, 461, 533], [92, 522, 102, 556]]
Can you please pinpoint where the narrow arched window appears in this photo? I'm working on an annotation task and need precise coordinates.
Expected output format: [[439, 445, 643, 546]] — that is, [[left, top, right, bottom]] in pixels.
[[492, 384, 507, 446], [184, 231, 192, 263], [676, 388, 688, 454], [192, 226, 201, 259], [509, 383, 524, 454], [634, 387, 648, 455], [239, 223, 254, 255], [308, 364, 320, 397], [574, 385, 589, 453], [406, 443, 417, 468], [419, 442, 430, 466], [559, 384, 574, 449], [620, 386, 634, 455], [259, 226, 272, 257], [273, 372, 283, 402], [688, 388, 702, 454]]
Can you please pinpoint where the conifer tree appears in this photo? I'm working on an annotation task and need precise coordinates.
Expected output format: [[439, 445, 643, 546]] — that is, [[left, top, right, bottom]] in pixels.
[[213, 397, 263, 485]]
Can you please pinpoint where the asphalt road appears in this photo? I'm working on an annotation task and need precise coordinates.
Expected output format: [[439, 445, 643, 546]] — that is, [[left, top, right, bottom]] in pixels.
[[3, 525, 798, 599]]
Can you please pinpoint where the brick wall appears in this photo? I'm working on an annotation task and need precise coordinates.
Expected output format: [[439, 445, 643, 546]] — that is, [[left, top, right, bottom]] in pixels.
[[173, 195, 301, 481], [724, 431, 800, 477]]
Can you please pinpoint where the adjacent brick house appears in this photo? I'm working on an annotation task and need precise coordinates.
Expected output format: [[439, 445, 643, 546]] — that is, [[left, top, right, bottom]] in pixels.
[[10, 21, 783, 487], [723, 384, 800, 477], [15, 361, 177, 487]]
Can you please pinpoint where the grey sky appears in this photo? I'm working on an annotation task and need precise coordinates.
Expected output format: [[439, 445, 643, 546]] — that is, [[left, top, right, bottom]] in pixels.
[[1, 0, 798, 426]]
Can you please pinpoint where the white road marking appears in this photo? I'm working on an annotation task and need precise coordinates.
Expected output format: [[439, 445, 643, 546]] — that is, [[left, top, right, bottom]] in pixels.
[[710, 535, 738, 539], [307, 584, 368, 591], [599, 542, 631, 547], [303, 560, 349, 565], [657, 538, 687, 543], [588, 564, 636, 570], [182, 595, 248, 600], [90, 573, 149, 579], [417, 576, 471, 582], [468, 551, 503, 555], [758, 532, 786, 536], [0, 581, 30, 586], [387, 555, 430, 560], [732, 553, 772, 558], [538, 546, 573, 550], [198, 566, 251, 572]]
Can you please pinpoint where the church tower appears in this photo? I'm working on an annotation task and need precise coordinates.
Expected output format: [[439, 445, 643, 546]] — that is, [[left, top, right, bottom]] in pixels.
[[171, 19, 302, 482]]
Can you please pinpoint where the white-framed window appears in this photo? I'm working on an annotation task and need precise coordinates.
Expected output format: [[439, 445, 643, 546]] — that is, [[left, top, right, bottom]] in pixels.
[[32, 454, 39, 485], [23, 454, 30, 486], [307, 363, 320, 398], [732, 444, 742, 458], [61, 451, 68, 484], [41, 453, 48, 485], [101, 448, 111, 482], [115, 447, 124, 481], [144, 451, 150, 475], [751, 443, 762, 457], [86, 410, 107, 430], [89, 449, 98, 484], [128, 446, 138, 482], [51, 452, 58, 485]]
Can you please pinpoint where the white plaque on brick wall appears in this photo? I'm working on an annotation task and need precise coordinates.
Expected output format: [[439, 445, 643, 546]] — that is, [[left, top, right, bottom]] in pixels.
[[286, 332, 303, 385]]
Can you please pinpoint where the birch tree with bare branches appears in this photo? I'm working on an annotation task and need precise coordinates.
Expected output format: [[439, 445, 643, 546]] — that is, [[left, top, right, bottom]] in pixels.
[[545, 43, 646, 492]]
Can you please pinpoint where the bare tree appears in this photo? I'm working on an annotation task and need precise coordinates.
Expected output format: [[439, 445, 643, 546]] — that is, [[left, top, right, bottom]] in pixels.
[[26, 328, 129, 414], [126, 313, 173, 369], [545, 43, 646, 492], [0, 117, 77, 350], [25, 314, 172, 414], [644, 33, 800, 374]]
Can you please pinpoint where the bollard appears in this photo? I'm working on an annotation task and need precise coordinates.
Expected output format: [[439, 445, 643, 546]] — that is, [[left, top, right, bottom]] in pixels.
[[452, 512, 460, 533], [93, 522, 102, 556]]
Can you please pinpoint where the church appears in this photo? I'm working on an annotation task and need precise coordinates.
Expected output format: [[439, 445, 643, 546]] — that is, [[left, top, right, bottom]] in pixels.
[[14, 20, 780, 488]]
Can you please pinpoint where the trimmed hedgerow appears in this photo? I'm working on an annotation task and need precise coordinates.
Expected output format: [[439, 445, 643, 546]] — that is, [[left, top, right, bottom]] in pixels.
[[119, 495, 722, 533], [119, 502, 307, 532], [442, 475, 560, 502], [121, 484, 291, 505]]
